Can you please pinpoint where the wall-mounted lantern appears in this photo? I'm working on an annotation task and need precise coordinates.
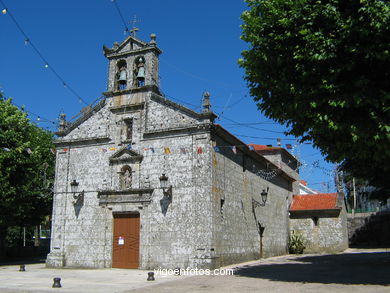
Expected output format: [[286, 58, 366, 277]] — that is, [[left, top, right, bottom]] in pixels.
[[253, 187, 269, 208], [159, 174, 172, 200], [261, 187, 269, 205], [70, 179, 84, 204]]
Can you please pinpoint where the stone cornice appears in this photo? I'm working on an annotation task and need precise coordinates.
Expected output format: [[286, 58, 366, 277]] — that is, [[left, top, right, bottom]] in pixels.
[[97, 188, 154, 205], [54, 136, 111, 147], [151, 93, 217, 122], [109, 103, 145, 114], [109, 156, 143, 164], [103, 85, 161, 97], [97, 188, 154, 196], [211, 124, 297, 182], [289, 208, 341, 218], [143, 124, 211, 139]]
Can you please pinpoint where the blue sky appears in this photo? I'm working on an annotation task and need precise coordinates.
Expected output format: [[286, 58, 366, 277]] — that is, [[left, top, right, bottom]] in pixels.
[[0, 0, 336, 192]]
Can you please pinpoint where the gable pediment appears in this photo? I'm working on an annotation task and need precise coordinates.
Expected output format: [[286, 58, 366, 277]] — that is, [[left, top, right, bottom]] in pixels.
[[118, 36, 146, 52], [109, 145, 143, 164], [103, 36, 147, 57], [103, 35, 162, 58]]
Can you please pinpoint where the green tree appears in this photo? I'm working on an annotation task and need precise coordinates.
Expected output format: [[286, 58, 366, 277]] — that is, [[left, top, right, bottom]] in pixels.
[[240, 0, 390, 193], [0, 93, 54, 252]]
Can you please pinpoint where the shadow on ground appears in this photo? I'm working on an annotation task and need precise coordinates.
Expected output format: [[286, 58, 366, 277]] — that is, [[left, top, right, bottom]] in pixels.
[[234, 252, 390, 286], [0, 256, 46, 266]]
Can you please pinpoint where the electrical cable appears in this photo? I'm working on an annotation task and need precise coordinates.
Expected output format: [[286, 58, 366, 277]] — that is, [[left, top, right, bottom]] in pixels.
[[234, 134, 296, 141], [0, 0, 89, 105], [216, 112, 289, 134], [5, 96, 57, 125], [111, 0, 130, 35]]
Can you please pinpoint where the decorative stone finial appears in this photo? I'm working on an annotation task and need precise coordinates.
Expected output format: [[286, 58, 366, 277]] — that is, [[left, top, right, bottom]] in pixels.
[[150, 33, 157, 45], [58, 113, 67, 132], [202, 91, 211, 113]]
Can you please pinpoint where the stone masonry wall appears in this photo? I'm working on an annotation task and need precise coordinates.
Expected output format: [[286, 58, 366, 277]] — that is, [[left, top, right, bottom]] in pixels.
[[107, 50, 159, 91], [47, 94, 216, 269], [211, 137, 292, 267], [290, 212, 348, 253], [48, 80, 297, 269], [134, 132, 213, 269], [47, 143, 114, 268], [289, 194, 348, 254]]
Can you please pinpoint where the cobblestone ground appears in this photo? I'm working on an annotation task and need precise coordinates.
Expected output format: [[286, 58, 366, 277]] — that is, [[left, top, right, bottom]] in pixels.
[[128, 249, 390, 293], [0, 249, 389, 293]]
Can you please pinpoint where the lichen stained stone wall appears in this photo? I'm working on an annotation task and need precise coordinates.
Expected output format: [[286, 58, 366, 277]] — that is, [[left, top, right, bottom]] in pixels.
[[47, 140, 114, 268], [290, 215, 348, 253], [135, 131, 213, 269], [211, 135, 292, 267]]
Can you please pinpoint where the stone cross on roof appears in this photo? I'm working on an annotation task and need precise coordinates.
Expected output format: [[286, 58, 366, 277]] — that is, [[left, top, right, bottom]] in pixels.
[[130, 27, 139, 37], [130, 15, 140, 37]]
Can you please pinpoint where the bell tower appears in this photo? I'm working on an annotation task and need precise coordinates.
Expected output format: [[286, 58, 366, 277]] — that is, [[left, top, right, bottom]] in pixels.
[[103, 32, 162, 94]]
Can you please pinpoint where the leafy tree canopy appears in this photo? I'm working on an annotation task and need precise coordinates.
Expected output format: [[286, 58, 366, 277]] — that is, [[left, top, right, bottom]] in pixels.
[[0, 93, 54, 236], [240, 0, 390, 192]]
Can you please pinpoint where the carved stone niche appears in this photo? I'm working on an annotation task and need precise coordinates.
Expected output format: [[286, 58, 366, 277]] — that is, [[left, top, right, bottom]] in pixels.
[[109, 145, 143, 189], [99, 145, 152, 206], [119, 165, 132, 190]]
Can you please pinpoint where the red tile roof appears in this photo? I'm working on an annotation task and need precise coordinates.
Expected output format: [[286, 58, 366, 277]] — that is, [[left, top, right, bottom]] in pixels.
[[248, 144, 299, 165], [248, 144, 283, 151], [290, 193, 339, 211], [300, 180, 308, 186]]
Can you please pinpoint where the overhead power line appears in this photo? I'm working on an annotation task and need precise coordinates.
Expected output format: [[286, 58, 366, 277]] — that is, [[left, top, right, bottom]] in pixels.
[[234, 134, 297, 141], [111, 0, 130, 35], [223, 122, 278, 126], [160, 91, 292, 141], [7, 96, 57, 125], [0, 0, 89, 105], [216, 112, 288, 134]]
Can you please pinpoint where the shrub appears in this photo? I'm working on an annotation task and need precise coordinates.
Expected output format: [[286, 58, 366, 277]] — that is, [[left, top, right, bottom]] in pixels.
[[289, 231, 306, 254]]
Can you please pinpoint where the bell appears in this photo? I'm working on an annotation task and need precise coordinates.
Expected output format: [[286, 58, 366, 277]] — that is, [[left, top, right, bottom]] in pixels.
[[137, 67, 145, 78], [118, 70, 127, 81]]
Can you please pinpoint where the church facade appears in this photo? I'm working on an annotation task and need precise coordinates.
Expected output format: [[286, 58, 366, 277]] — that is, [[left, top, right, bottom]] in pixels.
[[46, 33, 299, 269]]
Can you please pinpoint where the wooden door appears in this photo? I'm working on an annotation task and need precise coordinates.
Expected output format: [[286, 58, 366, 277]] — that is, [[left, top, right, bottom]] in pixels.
[[112, 213, 140, 269]]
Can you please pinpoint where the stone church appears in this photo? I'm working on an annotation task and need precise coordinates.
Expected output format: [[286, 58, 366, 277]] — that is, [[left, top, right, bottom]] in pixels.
[[46, 32, 299, 269]]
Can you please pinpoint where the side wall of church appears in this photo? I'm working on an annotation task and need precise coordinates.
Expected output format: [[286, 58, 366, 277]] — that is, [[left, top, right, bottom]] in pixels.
[[210, 136, 292, 267]]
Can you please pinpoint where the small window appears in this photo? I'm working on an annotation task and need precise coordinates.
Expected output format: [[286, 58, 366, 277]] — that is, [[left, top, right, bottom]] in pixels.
[[220, 198, 225, 216], [124, 119, 133, 141], [313, 217, 319, 226]]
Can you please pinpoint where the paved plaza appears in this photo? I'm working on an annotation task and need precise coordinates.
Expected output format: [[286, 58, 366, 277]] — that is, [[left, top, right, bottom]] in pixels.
[[0, 249, 389, 293]]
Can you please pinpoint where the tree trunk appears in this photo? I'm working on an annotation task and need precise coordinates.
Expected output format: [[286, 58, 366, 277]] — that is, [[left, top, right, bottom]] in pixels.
[[0, 227, 7, 261], [34, 225, 40, 247]]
